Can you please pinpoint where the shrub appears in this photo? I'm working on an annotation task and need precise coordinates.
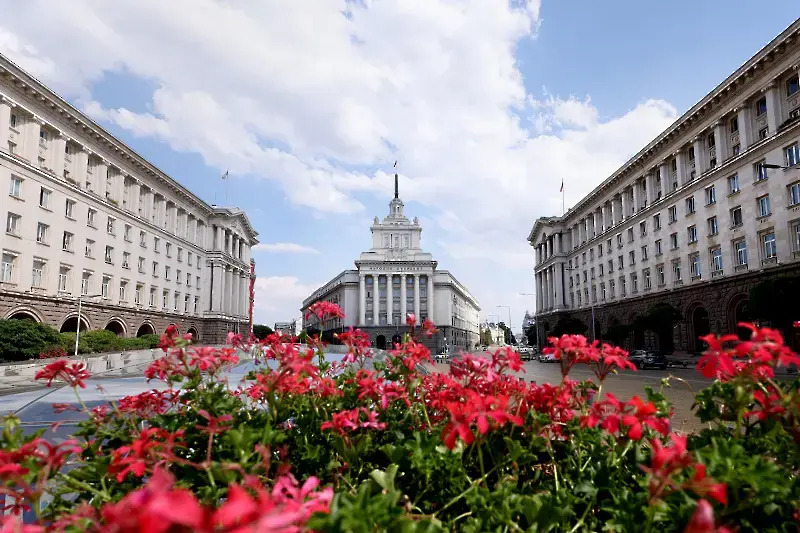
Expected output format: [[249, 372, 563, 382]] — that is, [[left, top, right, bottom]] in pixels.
[[80, 329, 124, 353], [3, 310, 800, 531], [39, 346, 69, 360], [0, 318, 62, 361], [58, 331, 89, 355]]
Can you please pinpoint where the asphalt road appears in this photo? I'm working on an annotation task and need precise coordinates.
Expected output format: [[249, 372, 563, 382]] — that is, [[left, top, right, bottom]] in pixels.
[[426, 358, 797, 433]]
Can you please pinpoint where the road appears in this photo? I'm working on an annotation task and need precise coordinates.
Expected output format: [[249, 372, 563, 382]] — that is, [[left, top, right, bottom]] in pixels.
[[426, 358, 796, 433]]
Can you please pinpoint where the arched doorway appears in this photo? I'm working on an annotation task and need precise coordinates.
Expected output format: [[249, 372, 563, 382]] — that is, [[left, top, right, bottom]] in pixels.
[[690, 306, 710, 352], [187, 326, 199, 342], [727, 295, 751, 340], [7, 311, 39, 322], [376, 335, 387, 350], [136, 323, 156, 337], [391, 333, 402, 348], [104, 319, 126, 336], [61, 316, 88, 333]]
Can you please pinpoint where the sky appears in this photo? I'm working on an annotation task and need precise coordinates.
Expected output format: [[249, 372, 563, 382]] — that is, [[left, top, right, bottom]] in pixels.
[[0, 1, 797, 331]]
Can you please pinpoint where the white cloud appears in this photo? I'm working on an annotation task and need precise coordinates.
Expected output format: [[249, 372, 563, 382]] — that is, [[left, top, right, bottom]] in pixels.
[[0, 0, 679, 326], [252, 276, 321, 323], [253, 243, 320, 255]]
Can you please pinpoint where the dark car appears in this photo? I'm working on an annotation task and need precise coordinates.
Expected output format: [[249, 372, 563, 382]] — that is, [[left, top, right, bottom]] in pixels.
[[628, 350, 668, 370]]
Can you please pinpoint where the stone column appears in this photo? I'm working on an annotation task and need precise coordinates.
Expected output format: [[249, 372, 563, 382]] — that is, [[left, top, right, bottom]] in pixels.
[[737, 104, 751, 151], [713, 120, 729, 163], [400, 273, 407, 322], [231, 269, 239, 318], [620, 191, 628, 221], [675, 151, 686, 187], [95, 158, 108, 196], [0, 96, 11, 149], [387, 274, 394, 326], [372, 275, 379, 325], [213, 263, 224, 313], [241, 274, 248, 318], [52, 133, 66, 177], [629, 184, 638, 214], [554, 263, 563, 309], [763, 81, 780, 136], [692, 136, 704, 178], [536, 272, 543, 312], [427, 275, 435, 325], [359, 274, 366, 325], [26, 116, 43, 163], [413, 274, 420, 319], [542, 269, 549, 309]]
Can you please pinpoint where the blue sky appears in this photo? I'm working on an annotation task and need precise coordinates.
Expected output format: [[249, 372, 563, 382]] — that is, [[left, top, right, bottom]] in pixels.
[[1, 1, 797, 330]]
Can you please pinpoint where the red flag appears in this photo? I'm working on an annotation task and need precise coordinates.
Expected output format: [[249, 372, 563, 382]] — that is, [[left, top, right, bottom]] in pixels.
[[559, 179, 563, 193]]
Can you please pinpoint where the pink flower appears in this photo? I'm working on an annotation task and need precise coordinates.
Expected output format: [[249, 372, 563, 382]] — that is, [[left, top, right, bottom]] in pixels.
[[34, 360, 90, 388]]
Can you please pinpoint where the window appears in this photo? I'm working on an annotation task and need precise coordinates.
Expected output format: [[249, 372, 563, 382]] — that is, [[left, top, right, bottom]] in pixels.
[[31, 259, 45, 288], [177, 247, 183, 262], [762, 232, 777, 260], [65, 199, 75, 219], [758, 127, 769, 140], [708, 216, 718, 236], [107, 216, 115, 235], [785, 143, 800, 168], [105, 246, 113, 264], [149, 287, 157, 307], [711, 248, 723, 272], [39, 129, 48, 145], [163, 290, 169, 309], [790, 182, 800, 206], [730, 116, 739, 133], [643, 269, 651, 289], [598, 245, 603, 257], [609, 279, 615, 298], [187, 253, 193, 267], [617, 255, 623, 270], [87, 209, 96, 227], [122, 251, 130, 269], [655, 239, 663, 256], [599, 264, 604, 277], [627, 227, 634, 243], [153, 261, 159, 277], [101, 276, 111, 299], [788, 74, 800, 97], [757, 195, 771, 217], [85, 239, 95, 258], [124, 224, 132, 242], [657, 264, 665, 286], [616, 233, 622, 247], [9, 176, 22, 198], [120, 280, 128, 302], [653, 213, 661, 231], [673, 260, 682, 283], [174, 292, 180, 311], [135, 284, 143, 305], [36, 222, 48, 244], [730, 206, 743, 227], [705, 186, 716, 205], [732, 144, 741, 156], [687, 225, 697, 243], [690, 253, 701, 278], [1, 252, 15, 282], [755, 96, 767, 116], [176, 269, 182, 284], [165, 265, 171, 280], [685, 196, 695, 214], [194, 297, 199, 314], [186, 272, 191, 286], [184, 294, 190, 313], [668, 205, 677, 223], [727, 174, 740, 194], [140, 231, 147, 247], [62, 231, 74, 252], [608, 259, 613, 273], [755, 160, 768, 182], [631, 272, 638, 293], [39, 188, 51, 209], [5, 212, 20, 236], [154, 237, 160, 253], [641, 245, 648, 261], [639, 221, 647, 237], [138, 256, 145, 273], [670, 232, 678, 250], [81, 271, 91, 295], [196, 276, 200, 289], [9, 112, 17, 129], [629, 250, 635, 265], [54, 267, 71, 295], [166, 242, 172, 257], [735, 240, 748, 266]]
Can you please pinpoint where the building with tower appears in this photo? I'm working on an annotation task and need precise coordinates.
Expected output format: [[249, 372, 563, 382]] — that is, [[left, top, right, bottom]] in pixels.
[[301, 173, 480, 352]]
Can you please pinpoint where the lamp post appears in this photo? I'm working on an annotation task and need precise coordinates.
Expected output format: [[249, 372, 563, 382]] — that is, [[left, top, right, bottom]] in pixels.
[[497, 305, 511, 344], [564, 266, 596, 342], [59, 291, 102, 357]]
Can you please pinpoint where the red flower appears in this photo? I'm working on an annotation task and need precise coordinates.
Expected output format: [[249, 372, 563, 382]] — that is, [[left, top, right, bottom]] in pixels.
[[305, 301, 345, 321], [696, 334, 738, 379], [321, 408, 386, 436], [34, 359, 90, 388], [0, 515, 44, 533], [684, 499, 716, 533], [406, 313, 417, 328], [544, 334, 598, 378], [441, 401, 474, 449], [421, 318, 438, 338], [109, 428, 183, 483]]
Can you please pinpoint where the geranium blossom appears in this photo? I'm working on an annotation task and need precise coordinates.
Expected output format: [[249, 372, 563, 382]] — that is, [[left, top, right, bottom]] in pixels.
[[34, 360, 91, 388]]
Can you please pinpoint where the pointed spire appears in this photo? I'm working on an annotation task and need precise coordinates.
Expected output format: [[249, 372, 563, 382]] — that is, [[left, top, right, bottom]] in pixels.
[[394, 173, 399, 199]]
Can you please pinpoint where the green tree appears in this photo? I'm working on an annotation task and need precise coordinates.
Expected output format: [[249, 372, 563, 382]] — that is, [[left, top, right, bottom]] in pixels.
[[552, 315, 587, 337], [479, 328, 492, 346], [749, 276, 800, 334], [252, 324, 274, 340], [0, 319, 62, 361], [638, 302, 681, 353]]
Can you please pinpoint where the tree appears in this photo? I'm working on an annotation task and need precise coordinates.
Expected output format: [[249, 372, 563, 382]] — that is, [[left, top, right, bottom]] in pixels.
[[524, 324, 537, 346], [552, 316, 587, 337], [252, 324, 274, 340], [0, 319, 62, 361], [479, 328, 493, 346], [749, 276, 800, 334], [638, 303, 681, 353]]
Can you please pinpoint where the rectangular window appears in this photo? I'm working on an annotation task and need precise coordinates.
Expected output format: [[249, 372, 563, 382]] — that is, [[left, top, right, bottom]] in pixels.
[[81, 271, 91, 295], [755, 96, 767, 116], [727, 174, 740, 194], [9, 113, 17, 129], [1, 252, 16, 283], [186, 272, 191, 286], [122, 252, 130, 269], [176, 269, 182, 284], [730, 116, 739, 133], [762, 232, 777, 260], [177, 247, 183, 262], [708, 216, 718, 236], [617, 255, 623, 270], [639, 221, 647, 237], [668, 205, 677, 223], [690, 253, 701, 278], [135, 284, 143, 305], [140, 230, 147, 247], [655, 239, 662, 256], [165, 265, 171, 280], [705, 185, 716, 205], [39, 187, 51, 209], [757, 195, 771, 217], [670, 232, 678, 250], [65, 199, 75, 218], [788, 74, 800, 97], [107, 216, 115, 235], [101, 275, 111, 299], [138, 256, 145, 273], [643, 269, 651, 289], [759, 127, 769, 140], [627, 227, 634, 243], [755, 160, 768, 182], [631, 272, 638, 293], [174, 292, 179, 311], [36, 222, 48, 244], [166, 242, 172, 257], [685, 196, 695, 215], [87, 209, 96, 228], [629, 250, 635, 265], [9, 176, 22, 198], [790, 183, 800, 206], [104, 246, 113, 264], [124, 224, 132, 242], [673, 260, 682, 283], [154, 237, 160, 253], [150, 288, 157, 307], [31, 259, 46, 288], [687, 225, 697, 243], [5, 212, 20, 235], [62, 231, 73, 252], [730, 206, 743, 227], [187, 253, 193, 266], [657, 264, 665, 286], [153, 261, 159, 277], [163, 290, 169, 309], [641, 245, 648, 261], [653, 213, 661, 230], [785, 143, 800, 167], [58, 266, 70, 292], [711, 248, 723, 272], [120, 280, 128, 301], [85, 239, 94, 258], [735, 240, 748, 266], [196, 275, 200, 289]]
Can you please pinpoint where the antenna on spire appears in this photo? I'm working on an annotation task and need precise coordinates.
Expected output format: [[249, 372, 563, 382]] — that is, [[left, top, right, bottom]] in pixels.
[[393, 160, 398, 199]]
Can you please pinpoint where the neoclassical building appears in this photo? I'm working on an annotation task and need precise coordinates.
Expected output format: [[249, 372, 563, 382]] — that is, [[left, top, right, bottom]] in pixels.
[[301, 175, 480, 351], [0, 53, 258, 343], [529, 19, 800, 352]]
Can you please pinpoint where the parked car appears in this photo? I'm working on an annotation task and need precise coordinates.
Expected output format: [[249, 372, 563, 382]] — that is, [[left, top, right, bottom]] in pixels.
[[628, 350, 668, 370], [538, 352, 557, 363]]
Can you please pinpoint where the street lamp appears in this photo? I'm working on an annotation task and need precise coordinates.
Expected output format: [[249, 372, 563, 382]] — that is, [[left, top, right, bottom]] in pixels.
[[59, 291, 102, 357], [565, 266, 596, 342], [497, 305, 512, 344]]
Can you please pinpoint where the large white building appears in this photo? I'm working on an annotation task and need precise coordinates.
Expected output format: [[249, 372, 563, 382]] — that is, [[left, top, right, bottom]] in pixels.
[[529, 19, 800, 353], [301, 175, 480, 352], [0, 54, 258, 342]]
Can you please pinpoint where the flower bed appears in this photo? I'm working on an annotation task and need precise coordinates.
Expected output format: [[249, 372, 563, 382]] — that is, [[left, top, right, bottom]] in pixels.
[[1, 305, 799, 532]]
